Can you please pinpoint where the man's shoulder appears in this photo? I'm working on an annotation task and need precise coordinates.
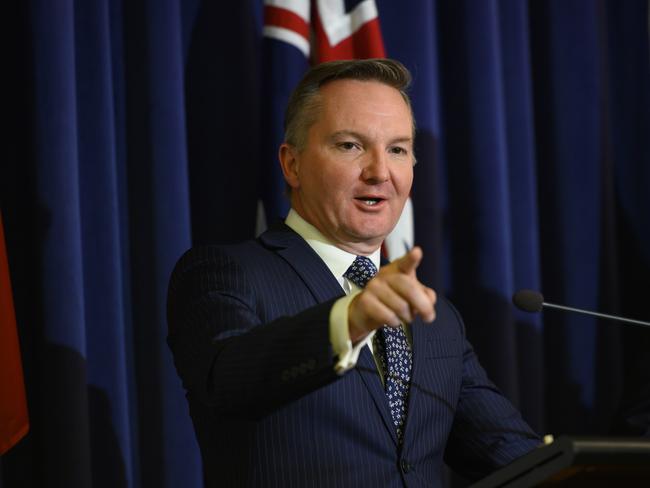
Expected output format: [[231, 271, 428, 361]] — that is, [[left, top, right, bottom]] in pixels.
[[171, 222, 305, 276]]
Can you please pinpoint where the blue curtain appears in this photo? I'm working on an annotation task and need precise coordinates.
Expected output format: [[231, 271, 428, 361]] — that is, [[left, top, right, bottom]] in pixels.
[[2, 0, 648, 487]]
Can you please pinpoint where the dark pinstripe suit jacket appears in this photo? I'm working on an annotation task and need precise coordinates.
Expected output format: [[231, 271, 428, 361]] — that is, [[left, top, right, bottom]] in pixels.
[[167, 222, 539, 487]]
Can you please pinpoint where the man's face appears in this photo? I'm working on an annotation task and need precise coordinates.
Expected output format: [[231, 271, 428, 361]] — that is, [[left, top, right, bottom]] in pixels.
[[281, 79, 414, 255]]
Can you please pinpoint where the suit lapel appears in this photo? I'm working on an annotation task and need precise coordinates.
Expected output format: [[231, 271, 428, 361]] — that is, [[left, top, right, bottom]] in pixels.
[[356, 344, 398, 446], [401, 316, 424, 447], [259, 222, 344, 303], [357, 319, 430, 448]]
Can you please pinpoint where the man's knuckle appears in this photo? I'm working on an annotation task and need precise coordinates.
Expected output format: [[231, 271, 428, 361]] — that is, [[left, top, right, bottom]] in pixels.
[[365, 280, 380, 293], [399, 304, 411, 318]]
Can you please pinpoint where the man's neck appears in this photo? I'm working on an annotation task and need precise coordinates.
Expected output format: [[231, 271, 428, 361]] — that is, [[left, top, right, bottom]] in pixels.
[[285, 209, 381, 282], [285, 207, 382, 256]]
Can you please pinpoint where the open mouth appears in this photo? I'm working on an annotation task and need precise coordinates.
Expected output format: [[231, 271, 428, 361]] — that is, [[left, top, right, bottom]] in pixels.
[[355, 197, 384, 206]]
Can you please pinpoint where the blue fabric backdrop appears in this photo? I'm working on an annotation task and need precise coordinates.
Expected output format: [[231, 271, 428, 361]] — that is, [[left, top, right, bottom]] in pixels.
[[2, 0, 649, 487]]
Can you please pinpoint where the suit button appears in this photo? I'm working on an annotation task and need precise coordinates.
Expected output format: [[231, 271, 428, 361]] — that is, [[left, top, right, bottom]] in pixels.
[[400, 459, 411, 473]]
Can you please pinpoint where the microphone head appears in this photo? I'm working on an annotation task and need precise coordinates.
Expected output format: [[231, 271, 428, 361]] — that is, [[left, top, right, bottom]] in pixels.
[[512, 289, 544, 313]]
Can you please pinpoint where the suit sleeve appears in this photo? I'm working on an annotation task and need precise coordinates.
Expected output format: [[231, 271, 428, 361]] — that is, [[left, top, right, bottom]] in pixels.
[[442, 301, 541, 480], [166, 246, 341, 418]]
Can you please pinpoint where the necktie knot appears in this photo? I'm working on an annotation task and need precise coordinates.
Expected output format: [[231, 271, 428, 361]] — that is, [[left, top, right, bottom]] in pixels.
[[343, 256, 378, 288]]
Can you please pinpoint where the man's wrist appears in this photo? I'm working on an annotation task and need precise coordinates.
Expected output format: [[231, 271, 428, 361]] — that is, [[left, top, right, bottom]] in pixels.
[[347, 294, 370, 344], [329, 291, 367, 374]]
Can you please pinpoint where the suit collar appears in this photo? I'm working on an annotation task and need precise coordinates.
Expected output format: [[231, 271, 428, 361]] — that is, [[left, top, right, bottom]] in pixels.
[[258, 220, 301, 250], [284, 209, 382, 277], [259, 221, 345, 304]]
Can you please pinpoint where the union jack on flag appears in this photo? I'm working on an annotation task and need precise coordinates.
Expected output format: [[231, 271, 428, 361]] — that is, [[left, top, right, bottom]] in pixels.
[[263, 0, 385, 61]]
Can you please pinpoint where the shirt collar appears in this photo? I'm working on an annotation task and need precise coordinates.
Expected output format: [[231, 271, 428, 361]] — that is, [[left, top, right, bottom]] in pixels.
[[285, 209, 381, 282]]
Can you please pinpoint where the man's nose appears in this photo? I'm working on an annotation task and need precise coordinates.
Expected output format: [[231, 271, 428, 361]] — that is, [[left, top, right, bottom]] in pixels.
[[361, 149, 390, 183]]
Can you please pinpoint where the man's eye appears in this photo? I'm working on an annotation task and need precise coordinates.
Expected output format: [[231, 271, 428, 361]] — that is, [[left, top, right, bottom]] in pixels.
[[338, 142, 358, 151], [390, 146, 408, 155]]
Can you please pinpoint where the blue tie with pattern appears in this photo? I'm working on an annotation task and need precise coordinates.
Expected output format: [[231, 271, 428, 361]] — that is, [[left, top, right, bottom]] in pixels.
[[343, 255, 412, 444]]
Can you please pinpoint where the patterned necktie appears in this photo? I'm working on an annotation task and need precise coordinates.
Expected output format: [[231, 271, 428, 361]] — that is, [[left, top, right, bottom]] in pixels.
[[343, 255, 412, 444]]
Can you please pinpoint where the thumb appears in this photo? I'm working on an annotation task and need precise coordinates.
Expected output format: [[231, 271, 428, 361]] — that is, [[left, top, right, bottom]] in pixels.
[[395, 246, 423, 275]]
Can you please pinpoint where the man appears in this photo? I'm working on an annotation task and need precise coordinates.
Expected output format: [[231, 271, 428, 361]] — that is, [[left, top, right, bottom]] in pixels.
[[167, 59, 540, 487]]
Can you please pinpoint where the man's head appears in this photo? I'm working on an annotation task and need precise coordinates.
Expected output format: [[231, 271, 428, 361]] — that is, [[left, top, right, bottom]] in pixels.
[[279, 59, 416, 255]]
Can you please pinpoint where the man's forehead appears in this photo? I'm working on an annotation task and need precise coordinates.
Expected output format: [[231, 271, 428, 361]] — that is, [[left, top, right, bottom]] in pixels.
[[316, 80, 414, 130], [319, 80, 407, 111]]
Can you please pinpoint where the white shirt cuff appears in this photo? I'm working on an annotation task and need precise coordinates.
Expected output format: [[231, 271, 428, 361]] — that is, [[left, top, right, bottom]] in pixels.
[[329, 291, 374, 375]]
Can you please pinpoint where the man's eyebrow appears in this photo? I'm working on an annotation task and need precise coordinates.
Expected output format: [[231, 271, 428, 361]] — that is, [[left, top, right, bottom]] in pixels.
[[389, 136, 414, 145], [329, 130, 365, 140], [328, 130, 413, 145]]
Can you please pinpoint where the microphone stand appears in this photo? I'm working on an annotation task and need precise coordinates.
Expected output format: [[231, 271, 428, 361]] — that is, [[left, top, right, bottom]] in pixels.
[[542, 301, 650, 329]]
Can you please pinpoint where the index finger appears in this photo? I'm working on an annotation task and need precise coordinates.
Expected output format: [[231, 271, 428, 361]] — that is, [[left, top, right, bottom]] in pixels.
[[395, 246, 423, 275]]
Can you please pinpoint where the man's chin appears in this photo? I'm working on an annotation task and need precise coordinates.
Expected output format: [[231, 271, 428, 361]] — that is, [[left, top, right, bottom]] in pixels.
[[345, 227, 393, 247]]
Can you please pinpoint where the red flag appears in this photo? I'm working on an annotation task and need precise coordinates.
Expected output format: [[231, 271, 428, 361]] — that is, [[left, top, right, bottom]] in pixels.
[[0, 214, 29, 454]]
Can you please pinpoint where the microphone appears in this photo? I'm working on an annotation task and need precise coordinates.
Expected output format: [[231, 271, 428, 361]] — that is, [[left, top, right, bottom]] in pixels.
[[512, 289, 650, 329]]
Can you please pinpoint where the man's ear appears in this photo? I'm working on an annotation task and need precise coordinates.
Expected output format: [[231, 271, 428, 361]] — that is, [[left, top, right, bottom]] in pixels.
[[279, 143, 300, 190]]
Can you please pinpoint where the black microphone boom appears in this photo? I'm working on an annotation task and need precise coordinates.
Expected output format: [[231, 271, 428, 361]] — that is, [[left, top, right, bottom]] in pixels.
[[512, 289, 650, 329]]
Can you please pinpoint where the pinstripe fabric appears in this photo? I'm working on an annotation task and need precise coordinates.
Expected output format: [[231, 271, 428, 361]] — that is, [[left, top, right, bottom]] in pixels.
[[167, 223, 540, 487]]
